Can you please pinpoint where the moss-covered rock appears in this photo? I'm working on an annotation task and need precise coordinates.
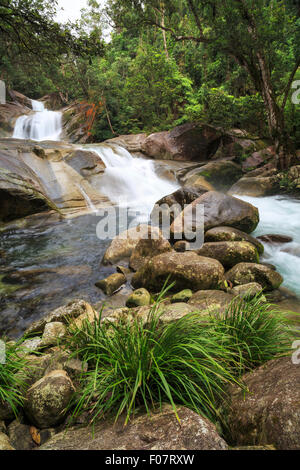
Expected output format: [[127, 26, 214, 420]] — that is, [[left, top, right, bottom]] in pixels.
[[196, 241, 259, 268], [226, 263, 283, 291], [188, 290, 234, 314], [129, 235, 173, 271], [24, 370, 75, 429], [205, 226, 264, 255], [171, 289, 193, 303], [132, 251, 225, 292], [231, 282, 263, 300], [181, 160, 243, 191], [95, 273, 126, 296], [126, 288, 151, 308]]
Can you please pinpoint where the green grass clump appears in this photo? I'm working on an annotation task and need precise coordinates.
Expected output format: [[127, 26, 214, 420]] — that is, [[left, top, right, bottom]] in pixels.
[[0, 340, 29, 416], [208, 295, 295, 375], [66, 286, 241, 425]]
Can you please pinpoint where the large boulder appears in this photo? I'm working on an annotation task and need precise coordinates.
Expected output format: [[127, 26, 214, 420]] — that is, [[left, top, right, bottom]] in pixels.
[[39, 404, 228, 450], [205, 226, 264, 255], [170, 192, 259, 241], [228, 175, 279, 197], [225, 357, 300, 450], [102, 225, 162, 265], [196, 241, 259, 269], [225, 263, 283, 291], [24, 370, 75, 429], [129, 235, 173, 271], [141, 123, 222, 161], [132, 251, 224, 292], [180, 160, 243, 191]]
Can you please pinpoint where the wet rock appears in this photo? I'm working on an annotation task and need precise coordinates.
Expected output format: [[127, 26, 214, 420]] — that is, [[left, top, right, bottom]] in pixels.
[[205, 226, 264, 255], [8, 420, 36, 450], [171, 289, 193, 303], [230, 282, 263, 300], [170, 192, 259, 240], [188, 290, 234, 314], [41, 322, 67, 347], [39, 403, 228, 450], [116, 265, 132, 276], [257, 234, 293, 244], [102, 225, 162, 265], [225, 357, 300, 450], [0, 432, 15, 450], [226, 263, 283, 291], [228, 176, 279, 197], [129, 235, 173, 271], [126, 288, 151, 308], [95, 273, 126, 296], [24, 299, 95, 336], [181, 160, 243, 191], [141, 123, 222, 161], [173, 240, 190, 252], [24, 370, 75, 429], [132, 252, 225, 292], [196, 241, 259, 269]]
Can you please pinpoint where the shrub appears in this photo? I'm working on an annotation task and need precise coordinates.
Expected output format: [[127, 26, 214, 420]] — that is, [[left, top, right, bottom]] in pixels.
[[208, 295, 295, 375], [66, 286, 242, 425], [0, 340, 29, 416]]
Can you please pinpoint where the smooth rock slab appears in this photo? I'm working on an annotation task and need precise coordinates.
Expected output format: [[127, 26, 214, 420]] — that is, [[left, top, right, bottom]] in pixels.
[[39, 404, 228, 450], [225, 357, 300, 450], [132, 251, 225, 292]]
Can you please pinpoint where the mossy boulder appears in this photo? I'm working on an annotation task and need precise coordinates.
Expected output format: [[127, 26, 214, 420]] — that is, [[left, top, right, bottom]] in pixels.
[[132, 251, 224, 292], [205, 226, 264, 255], [188, 290, 234, 314], [181, 160, 243, 191], [24, 370, 75, 429], [196, 241, 259, 269], [171, 289, 193, 303], [129, 235, 173, 271], [226, 263, 283, 291], [95, 273, 126, 296], [126, 288, 151, 308], [231, 282, 263, 300]]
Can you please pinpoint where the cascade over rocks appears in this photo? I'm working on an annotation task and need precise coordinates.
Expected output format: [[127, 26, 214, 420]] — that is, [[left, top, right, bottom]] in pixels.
[[132, 251, 225, 292]]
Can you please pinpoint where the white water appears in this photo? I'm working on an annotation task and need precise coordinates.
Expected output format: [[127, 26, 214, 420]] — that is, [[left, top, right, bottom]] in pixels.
[[236, 194, 300, 296], [13, 99, 62, 141], [76, 184, 98, 213], [88, 144, 179, 221]]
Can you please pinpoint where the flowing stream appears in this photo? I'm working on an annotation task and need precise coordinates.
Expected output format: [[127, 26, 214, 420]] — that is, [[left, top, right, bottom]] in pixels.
[[236, 195, 300, 297], [13, 99, 62, 141]]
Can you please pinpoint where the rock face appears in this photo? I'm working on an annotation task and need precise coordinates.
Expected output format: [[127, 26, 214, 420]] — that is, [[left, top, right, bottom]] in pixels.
[[24, 370, 75, 429], [226, 263, 283, 291], [205, 226, 264, 255], [132, 251, 224, 292], [170, 191, 259, 240], [102, 225, 162, 265], [180, 160, 243, 191], [225, 357, 300, 450], [129, 236, 173, 271], [142, 123, 222, 161], [196, 241, 259, 269], [39, 404, 228, 450]]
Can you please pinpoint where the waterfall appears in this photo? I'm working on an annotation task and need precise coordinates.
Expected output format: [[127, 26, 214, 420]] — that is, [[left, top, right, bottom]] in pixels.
[[88, 144, 179, 221], [13, 99, 62, 141], [236, 194, 300, 296], [76, 183, 98, 213]]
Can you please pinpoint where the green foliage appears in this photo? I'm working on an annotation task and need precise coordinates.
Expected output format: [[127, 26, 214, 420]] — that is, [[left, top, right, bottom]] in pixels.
[[208, 295, 294, 375], [66, 286, 242, 425], [0, 339, 29, 416]]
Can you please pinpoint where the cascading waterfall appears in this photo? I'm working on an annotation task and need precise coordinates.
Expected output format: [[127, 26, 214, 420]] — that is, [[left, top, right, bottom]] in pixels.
[[87, 144, 179, 221], [236, 194, 300, 296], [13, 99, 62, 141]]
